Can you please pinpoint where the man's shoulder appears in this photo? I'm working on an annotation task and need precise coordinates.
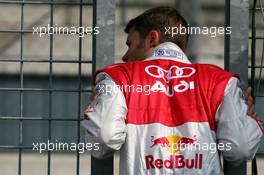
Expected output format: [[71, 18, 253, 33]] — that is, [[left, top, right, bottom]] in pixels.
[[196, 63, 225, 71], [95, 62, 136, 85], [193, 63, 235, 84], [195, 63, 233, 75]]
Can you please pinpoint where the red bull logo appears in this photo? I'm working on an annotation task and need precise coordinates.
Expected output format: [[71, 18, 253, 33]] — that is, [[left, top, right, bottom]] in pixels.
[[150, 135, 197, 153], [146, 135, 202, 170]]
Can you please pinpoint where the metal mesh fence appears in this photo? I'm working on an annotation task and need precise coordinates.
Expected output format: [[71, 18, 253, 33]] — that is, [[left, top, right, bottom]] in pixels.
[[250, 0, 264, 154], [249, 0, 264, 175], [0, 1, 95, 175]]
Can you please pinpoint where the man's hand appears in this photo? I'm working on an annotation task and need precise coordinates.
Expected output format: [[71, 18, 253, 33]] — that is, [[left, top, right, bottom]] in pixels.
[[244, 87, 257, 119]]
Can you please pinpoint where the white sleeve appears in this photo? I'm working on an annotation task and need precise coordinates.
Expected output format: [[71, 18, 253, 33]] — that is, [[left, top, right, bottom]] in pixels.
[[216, 77, 263, 165], [81, 72, 128, 159]]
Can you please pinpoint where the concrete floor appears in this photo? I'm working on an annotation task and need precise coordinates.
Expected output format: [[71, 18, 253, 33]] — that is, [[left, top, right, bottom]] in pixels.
[[0, 152, 263, 175]]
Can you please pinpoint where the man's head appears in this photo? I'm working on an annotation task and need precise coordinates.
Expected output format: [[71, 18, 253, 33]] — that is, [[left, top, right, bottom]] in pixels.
[[122, 6, 189, 62]]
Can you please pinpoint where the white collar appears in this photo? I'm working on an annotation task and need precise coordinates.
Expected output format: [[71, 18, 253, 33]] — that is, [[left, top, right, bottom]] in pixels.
[[145, 42, 191, 64]]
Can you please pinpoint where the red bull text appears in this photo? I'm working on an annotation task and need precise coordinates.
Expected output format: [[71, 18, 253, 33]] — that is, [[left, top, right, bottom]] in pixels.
[[145, 154, 203, 170]]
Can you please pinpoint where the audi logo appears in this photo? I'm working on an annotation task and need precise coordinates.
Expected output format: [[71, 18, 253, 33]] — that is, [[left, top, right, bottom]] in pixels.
[[145, 65, 196, 83]]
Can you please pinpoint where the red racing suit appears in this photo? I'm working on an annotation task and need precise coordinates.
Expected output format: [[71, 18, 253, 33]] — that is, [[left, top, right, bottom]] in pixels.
[[82, 42, 263, 175]]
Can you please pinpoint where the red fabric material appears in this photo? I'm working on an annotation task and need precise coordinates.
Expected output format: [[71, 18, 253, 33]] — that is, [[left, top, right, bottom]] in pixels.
[[96, 59, 234, 131]]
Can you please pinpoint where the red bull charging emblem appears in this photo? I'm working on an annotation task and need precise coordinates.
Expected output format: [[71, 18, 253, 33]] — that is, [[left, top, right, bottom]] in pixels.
[[150, 134, 197, 153]]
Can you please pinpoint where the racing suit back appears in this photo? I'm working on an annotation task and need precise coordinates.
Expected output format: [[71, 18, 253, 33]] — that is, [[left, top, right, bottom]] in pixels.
[[97, 59, 234, 175]]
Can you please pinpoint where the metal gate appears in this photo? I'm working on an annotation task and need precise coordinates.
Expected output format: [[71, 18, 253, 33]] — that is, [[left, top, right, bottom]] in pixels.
[[224, 0, 264, 174], [0, 0, 114, 175], [250, 0, 264, 174]]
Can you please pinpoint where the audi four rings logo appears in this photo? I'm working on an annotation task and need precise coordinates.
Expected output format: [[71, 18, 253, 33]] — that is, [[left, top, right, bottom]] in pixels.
[[145, 65, 196, 83]]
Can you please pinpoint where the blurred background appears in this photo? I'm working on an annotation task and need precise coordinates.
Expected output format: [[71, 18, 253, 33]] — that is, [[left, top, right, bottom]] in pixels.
[[0, 0, 263, 175]]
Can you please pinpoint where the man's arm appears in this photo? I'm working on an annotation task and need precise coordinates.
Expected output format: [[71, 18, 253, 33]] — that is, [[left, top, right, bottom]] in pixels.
[[216, 77, 263, 165], [81, 72, 127, 158]]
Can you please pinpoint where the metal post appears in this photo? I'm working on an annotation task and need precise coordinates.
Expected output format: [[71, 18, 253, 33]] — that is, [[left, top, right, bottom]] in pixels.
[[120, 0, 127, 26], [177, 0, 200, 62], [91, 0, 115, 175], [224, 0, 249, 174], [18, 1, 25, 175], [250, 1, 258, 174]]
